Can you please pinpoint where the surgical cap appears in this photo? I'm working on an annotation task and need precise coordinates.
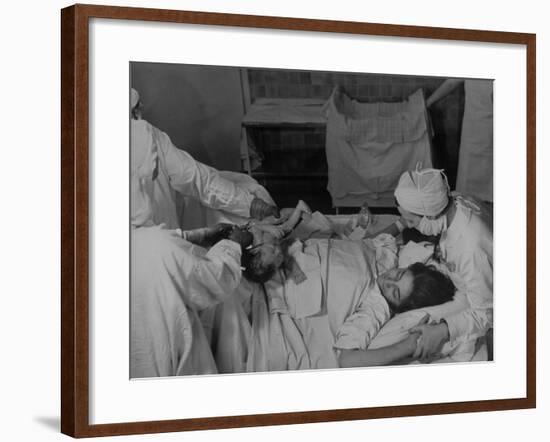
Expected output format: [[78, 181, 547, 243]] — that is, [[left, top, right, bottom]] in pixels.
[[394, 167, 449, 216], [131, 88, 140, 109]]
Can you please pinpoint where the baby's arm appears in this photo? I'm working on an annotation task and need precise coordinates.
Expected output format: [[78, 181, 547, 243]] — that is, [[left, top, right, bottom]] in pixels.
[[279, 200, 312, 232], [251, 200, 312, 238]]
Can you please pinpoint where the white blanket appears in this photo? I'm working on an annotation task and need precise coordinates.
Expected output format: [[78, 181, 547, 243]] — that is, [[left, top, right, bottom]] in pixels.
[[246, 238, 396, 372]]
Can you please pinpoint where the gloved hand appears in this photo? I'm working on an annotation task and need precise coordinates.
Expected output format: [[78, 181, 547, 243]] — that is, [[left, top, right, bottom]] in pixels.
[[227, 226, 253, 249], [208, 223, 235, 243], [250, 197, 280, 220], [182, 223, 235, 247]]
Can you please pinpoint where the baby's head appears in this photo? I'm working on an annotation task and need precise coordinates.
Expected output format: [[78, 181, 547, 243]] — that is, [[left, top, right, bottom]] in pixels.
[[241, 225, 295, 283], [241, 241, 285, 284]]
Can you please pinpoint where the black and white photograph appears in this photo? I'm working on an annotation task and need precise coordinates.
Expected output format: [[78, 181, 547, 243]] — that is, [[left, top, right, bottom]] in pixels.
[[129, 62, 493, 378], [2, 0, 545, 439]]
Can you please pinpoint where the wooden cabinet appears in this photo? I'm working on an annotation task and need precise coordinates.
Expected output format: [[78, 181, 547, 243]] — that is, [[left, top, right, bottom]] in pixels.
[[241, 96, 334, 211]]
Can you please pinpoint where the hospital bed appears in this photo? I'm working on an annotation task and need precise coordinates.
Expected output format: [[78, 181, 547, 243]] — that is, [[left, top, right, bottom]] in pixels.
[[248, 213, 487, 371], [179, 174, 489, 374]]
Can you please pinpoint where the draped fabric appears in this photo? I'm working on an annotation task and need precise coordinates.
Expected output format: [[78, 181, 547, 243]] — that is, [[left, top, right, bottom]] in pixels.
[[455, 80, 493, 202], [324, 88, 433, 206]]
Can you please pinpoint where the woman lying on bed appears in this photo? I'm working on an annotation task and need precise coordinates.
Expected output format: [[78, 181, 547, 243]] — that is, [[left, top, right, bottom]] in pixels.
[[239, 213, 456, 370]]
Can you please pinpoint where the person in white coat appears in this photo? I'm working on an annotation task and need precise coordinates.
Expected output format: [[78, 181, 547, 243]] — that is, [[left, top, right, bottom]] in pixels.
[[131, 224, 252, 377], [392, 166, 493, 360], [130, 87, 279, 229], [129, 87, 276, 376]]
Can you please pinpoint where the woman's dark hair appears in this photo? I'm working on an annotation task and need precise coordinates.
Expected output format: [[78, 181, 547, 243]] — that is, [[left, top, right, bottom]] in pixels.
[[393, 262, 456, 314], [241, 248, 278, 284]]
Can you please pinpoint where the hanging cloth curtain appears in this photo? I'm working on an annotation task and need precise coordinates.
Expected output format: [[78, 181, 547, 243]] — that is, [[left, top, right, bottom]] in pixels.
[[324, 87, 433, 207]]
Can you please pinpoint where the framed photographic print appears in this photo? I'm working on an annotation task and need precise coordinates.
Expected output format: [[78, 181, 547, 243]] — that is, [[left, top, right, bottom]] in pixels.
[[61, 3, 536, 438]]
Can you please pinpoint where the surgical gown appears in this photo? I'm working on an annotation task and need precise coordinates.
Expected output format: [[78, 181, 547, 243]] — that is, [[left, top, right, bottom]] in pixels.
[[439, 196, 493, 343], [130, 226, 243, 378], [131, 118, 255, 229]]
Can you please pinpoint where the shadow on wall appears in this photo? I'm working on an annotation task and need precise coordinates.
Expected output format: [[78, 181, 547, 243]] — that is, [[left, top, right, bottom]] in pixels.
[[130, 62, 244, 172]]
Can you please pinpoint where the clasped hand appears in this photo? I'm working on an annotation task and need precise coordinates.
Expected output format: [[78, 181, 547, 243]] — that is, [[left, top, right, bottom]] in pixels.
[[408, 316, 450, 362]]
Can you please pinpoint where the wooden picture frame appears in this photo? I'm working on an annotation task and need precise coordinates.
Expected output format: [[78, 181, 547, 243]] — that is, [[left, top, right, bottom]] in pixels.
[[61, 3, 536, 438]]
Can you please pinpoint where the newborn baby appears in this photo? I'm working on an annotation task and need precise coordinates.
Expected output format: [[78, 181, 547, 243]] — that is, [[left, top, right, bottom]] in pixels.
[[247, 200, 314, 240], [240, 200, 316, 283]]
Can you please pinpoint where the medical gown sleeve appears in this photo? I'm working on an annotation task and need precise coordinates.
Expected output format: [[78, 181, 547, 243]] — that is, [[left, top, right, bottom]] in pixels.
[[444, 248, 493, 342], [131, 228, 239, 378], [185, 239, 244, 311], [154, 127, 254, 218]]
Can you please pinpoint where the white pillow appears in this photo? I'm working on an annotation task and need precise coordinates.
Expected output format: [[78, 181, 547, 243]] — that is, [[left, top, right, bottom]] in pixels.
[[368, 293, 478, 362]]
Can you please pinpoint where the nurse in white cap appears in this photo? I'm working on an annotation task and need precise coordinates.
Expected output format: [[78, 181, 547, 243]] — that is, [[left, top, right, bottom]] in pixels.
[[393, 165, 493, 361]]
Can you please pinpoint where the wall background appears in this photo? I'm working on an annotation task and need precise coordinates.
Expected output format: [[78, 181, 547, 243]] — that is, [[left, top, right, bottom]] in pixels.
[[131, 62, 244, 170], [0, 0, 546, 441]]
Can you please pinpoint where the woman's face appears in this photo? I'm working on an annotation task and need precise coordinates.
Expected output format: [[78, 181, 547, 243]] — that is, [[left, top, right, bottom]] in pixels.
[[378, 267, 414, 309]]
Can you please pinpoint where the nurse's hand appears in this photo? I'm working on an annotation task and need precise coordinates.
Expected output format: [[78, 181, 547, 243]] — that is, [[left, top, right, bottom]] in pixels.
[[207, 223, 236, 244], [227, 226, 253, 249], [212, 223, 234, 237], [410, 321, 450, 361]]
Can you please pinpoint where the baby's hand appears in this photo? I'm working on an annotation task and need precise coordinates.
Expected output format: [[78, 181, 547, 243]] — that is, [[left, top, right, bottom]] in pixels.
[[257, 224, 286, 239], [278, 208, 295, 223], [260, 208, 293, 225]]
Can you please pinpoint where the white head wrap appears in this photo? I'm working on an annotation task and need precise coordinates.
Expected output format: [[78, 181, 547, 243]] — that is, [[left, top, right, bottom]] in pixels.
[[131, 88, 140, 109], [394, 165, 450, 217]]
